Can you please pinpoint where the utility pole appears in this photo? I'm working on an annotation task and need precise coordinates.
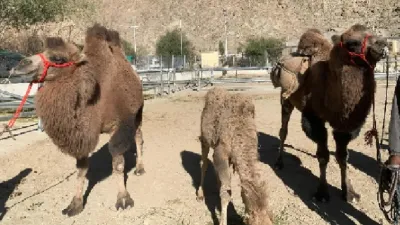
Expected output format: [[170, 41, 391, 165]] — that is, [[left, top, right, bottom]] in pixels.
[[130, 25, 139, 54], [223, 9, 228, 58], [180, 20, 183, 56]]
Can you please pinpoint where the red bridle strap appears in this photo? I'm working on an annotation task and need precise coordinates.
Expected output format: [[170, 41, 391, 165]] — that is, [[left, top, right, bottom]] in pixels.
[[5, 54, 74, 129], [339, 34, 373, 69]]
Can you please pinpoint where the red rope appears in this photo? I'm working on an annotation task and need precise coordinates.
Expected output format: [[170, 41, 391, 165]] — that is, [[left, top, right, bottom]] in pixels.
[[339, 34, 373, 69], [4, 54, 74, 129]]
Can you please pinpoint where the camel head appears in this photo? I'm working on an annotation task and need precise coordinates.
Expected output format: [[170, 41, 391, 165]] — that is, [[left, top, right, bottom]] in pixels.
[[331, 24, 388, 66], [240, 172, 274, 225], [296, 28, 326, 57], [10, 37, 87, 83]]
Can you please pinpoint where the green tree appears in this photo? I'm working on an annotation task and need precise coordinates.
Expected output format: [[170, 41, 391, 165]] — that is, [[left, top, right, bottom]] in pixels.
[[121, 39, 136, 57], [0, 0, 90, 28], [156, 28, 194, 67], [244, 37, 284, 66], [156, 29, 193, 56]]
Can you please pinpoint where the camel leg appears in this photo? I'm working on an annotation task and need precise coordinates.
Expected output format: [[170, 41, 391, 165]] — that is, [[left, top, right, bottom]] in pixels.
[[134, 106, 145, 176], [197, 138, 210, 201], [275, 96, 295, 170], [213, 146, 231, 225], [62, 157, 88, 216], [301, 111, 330, 202], [134, 126, 145, 176], [333, 130, 360, 202], [109, 124, 134, 210]]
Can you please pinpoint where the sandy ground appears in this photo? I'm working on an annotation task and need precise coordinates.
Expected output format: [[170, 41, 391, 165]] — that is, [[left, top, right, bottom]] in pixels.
[[0, 81, 396, 225]]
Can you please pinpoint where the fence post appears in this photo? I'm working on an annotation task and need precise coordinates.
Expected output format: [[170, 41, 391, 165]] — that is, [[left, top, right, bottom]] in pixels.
[[184, 55, 186, 69], [236, 68, 238, 80], [173, 69, 177, 91], [160, 56, 164, 96], [168, 70, 171, 95], [148, 55, 150, 70]]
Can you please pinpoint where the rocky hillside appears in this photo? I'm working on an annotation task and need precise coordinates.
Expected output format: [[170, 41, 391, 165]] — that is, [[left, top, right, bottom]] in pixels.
[[2, 0, 400, 55], [89, 0, 399, 54]]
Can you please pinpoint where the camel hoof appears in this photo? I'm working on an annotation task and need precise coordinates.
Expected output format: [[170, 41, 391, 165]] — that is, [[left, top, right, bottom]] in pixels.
[[196, 190, 204, 202], [196, 196, 204, 202], [134, 168, 146, 176], [313, 187, 330, 203], [62, 197, 84, 217], [342, 190, 360, 203], [196, 195, 204, 202], [115, 192, 134, 210]]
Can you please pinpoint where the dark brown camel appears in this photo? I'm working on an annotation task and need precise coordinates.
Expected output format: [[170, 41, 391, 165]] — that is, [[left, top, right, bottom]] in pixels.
[[275, 24, 388, 202], [198, 87, 273, 225], [9, 24, 145, 216]]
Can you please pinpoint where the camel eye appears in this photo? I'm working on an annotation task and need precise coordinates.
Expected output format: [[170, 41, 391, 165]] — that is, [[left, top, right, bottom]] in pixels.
[[20, 58, 32, 66], [49, 56, 67, 64]]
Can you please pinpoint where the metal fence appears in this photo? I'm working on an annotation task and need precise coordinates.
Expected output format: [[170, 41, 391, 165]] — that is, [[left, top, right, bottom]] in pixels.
[[1, 54, 400, 124], [0, 89, 36, 122]]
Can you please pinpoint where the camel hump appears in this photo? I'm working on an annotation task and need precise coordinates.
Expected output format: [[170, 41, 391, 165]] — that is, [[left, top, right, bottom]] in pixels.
[[86, 23, 108, 41], [45, 37, 66, 49], [106, 29, 122, 47]]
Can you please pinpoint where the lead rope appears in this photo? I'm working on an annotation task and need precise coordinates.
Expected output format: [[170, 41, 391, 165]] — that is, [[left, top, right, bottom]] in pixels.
[[0, 54, 74, 139]]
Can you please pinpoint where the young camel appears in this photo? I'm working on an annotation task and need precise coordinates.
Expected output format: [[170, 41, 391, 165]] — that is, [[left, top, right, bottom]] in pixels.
[[197, 87, 273, 225], [10, 24, 144, 216]]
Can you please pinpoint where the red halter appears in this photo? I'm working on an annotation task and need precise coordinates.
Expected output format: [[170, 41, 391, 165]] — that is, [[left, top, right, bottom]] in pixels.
[[339, 34, 374, 69], [37, 53, 75, 82], [4, 54, 74, 129]]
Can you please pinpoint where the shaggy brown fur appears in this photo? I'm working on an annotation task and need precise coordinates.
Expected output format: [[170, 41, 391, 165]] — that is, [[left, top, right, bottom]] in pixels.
[[11, 23, 145, 216], [279, 24, 388, 203], [197, 87, 272, 225]]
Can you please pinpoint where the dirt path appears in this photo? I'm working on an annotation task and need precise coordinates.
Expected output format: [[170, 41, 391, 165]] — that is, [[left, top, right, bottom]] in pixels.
[[0, 82, 395, 225]]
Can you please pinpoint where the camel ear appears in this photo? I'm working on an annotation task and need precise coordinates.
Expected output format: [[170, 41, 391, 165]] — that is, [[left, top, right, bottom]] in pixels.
[[74, 53, 88, 64], [331, 35, 341, 45]]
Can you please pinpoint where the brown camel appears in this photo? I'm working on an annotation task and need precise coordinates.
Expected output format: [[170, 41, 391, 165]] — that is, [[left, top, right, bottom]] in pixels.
[[271, 28, 333, 169], [197, 87, 272, 225], [9, 24, 145, 216], [273, 24, 388, 202]]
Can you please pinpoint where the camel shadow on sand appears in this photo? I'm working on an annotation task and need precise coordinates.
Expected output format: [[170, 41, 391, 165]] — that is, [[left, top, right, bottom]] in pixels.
[[284, 143, 381, 183], [180, 150, 245, 225], [0, 168, 32, 221], [257, 132, 380, 225], [82, 142, 137, 206]]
